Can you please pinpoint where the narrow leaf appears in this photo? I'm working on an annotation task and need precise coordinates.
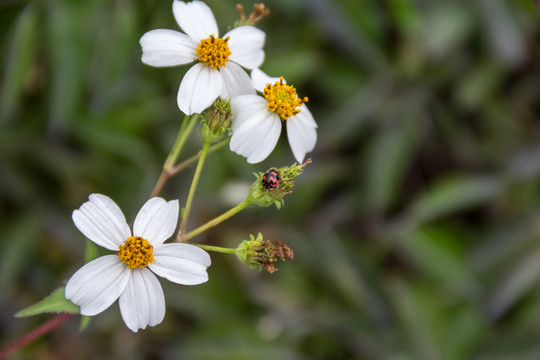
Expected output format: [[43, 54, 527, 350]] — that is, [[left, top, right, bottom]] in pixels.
[[408, 175, 504, 224], [79, 315, 91, 332], [15, 288, 80, 317]]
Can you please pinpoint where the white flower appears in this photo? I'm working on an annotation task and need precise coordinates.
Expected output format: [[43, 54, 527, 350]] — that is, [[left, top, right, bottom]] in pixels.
[[140, 0, 266, 115], [65, 194, 211, 332], [230, 68, 317, 164]]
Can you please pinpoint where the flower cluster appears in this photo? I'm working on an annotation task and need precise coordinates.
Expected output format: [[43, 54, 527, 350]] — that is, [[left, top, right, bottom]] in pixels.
[[140, 0, 317, 163], [57, 0, 316, 334]]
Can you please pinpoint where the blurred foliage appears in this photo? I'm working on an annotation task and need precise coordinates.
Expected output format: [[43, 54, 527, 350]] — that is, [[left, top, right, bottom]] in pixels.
[[2, 0, 540, 359]]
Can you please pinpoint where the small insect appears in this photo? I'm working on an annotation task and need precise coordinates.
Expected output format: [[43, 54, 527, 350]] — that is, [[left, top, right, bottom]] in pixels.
[[262, 169, 280, 190]]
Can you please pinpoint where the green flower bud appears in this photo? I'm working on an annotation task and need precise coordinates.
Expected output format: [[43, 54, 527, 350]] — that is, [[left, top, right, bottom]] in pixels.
[[247, 159, 312, 209], [235, 233, 294, 273], [200, 97, 232, 143]]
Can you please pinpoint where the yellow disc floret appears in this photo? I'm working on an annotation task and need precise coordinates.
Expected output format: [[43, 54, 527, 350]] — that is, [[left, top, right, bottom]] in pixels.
[[263, 77, 308, 120], [196, 35, 231, 69], [118, 236, 155, 269]]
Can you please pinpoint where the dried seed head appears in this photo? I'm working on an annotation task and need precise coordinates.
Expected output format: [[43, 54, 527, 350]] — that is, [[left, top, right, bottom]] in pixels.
[[235, 233, 294, 273]]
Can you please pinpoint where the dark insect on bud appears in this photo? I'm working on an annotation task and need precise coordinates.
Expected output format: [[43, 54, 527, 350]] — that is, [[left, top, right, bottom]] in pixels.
[[262, 169, 280, 191]]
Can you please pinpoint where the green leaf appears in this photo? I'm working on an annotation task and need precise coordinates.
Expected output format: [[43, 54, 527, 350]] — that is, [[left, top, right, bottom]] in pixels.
[[365, 118, 419, 212], [408, 175, 504, 224], [0, 213, 41, 290], [79, 315, 91, 332], [487, 249, 540, 320], [406, 225, 477, 295], [389, 280, 445, 360], [15, 288, 80, 317], [390, 0, 422, 34], [0, 4, 38, 124]]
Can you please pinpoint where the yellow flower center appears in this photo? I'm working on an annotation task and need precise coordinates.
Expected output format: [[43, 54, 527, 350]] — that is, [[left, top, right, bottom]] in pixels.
[[196, 35, 231, 69], [263, 77, 308, 120], [118, 236, 155, 269]]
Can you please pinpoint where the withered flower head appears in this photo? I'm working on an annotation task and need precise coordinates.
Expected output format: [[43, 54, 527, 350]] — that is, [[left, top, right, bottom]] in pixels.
[[235, 233, 294, 273], [236, 3, 270, 26]]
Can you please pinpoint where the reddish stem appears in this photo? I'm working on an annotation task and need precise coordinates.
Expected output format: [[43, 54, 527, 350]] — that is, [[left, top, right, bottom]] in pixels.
[[149, 155, 195, 198], [150, 140, 229, 198], [150, 169, 171, 198], [0, 313, 73, 359]]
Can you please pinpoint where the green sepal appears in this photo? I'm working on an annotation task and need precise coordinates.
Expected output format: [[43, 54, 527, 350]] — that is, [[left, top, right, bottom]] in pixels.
[[15, 288, 80, 317], [200, 97, 232, 143], [79, 315, 91, 332], [200, 122, 229, 144], [235, 236, 254, 265], [250, 263, 263, 272], [235, 233, 265, 271], [246, 174, 278, 207]]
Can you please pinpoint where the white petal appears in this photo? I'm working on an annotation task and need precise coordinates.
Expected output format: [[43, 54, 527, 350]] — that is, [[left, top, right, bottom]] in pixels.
[[65, 255, 129, 316], [140, 29, 198, 67], [219, 62, 256, 99], [251, 68, 283, 93], [119, 268, 165, 333], [149, 243, 210, 285], [178, 63, 222, 115], [230, 94, 268, 131], [133, 198, 179, 245], [294, 102, 318, 128], [230, 104, 282, 164], [71, 194, 131, 251], [287, 107, 318, 163], [172, 0, 218, 41], [225, 26, 265, 69]]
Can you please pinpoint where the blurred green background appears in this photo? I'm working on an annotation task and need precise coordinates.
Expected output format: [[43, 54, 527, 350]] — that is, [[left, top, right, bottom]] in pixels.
[[2, 0, 540, 358]]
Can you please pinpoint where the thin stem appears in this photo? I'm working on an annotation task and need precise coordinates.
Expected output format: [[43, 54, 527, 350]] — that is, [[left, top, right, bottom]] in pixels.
[[191, 244, 237, 254], [0, 313, 73, 359], [178, 141, 211, 236], [151, 114, 199, 197], [165, 114, 198, 170], [180, 200, 250, 242], [151, 171, 171, 198], [170, 139, 229, 177]]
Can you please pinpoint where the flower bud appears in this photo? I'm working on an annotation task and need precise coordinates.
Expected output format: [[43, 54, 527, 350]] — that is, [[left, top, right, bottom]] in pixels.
[[235, 233, 294, 273], [200, 97, 232, 143], [247, 159, 311, 208]]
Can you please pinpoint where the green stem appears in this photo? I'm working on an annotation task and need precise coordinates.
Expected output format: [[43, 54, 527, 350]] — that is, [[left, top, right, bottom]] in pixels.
[[165, 114, 198, 170], [170, 139, 229, 176], [151, 114, 198, 197], [180, 200, 250, 242], [178, 141, 211, 236], [191, 244, 236, 254]]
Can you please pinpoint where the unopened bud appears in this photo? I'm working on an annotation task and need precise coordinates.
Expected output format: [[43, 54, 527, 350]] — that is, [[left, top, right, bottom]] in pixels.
[[247, 159, 312, 208], [200, 97, 232, 143]]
